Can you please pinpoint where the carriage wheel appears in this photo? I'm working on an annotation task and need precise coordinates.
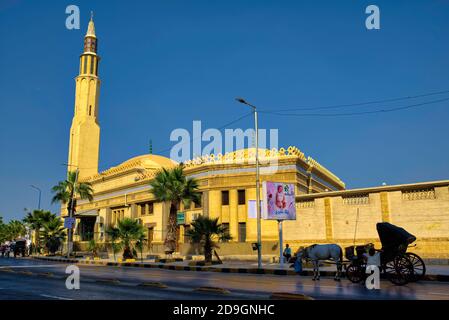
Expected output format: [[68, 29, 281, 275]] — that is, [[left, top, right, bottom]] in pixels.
[[406, 253, 426, 282], [384, 255, 413, 286], [346, 264, 364, 283]]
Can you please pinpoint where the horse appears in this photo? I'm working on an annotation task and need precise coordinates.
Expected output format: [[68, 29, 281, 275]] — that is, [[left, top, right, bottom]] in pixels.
[[296, 244, 343, 281]]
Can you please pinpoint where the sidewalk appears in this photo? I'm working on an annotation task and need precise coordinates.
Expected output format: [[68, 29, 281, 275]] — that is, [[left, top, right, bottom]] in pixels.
[[32, 255, 449, 281]]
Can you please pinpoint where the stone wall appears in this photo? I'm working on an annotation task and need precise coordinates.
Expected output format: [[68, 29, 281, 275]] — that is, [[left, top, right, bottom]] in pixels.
[[178, 181, 449, 260]]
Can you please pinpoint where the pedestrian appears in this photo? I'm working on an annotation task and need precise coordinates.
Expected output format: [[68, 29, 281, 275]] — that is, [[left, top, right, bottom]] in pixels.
[[283, 243, 292, 263], [5, 244, 10, 258], [11, 241, 16, 258], [363, 247, 380, 267]]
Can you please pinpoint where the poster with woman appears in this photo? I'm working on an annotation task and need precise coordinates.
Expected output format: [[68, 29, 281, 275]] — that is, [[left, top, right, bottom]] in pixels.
[[262, 182, 296, 220]]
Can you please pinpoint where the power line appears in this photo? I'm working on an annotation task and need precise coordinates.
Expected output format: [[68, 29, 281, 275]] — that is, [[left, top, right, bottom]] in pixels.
[[260, 89, 449, 112], [259, 97, 449, 117]]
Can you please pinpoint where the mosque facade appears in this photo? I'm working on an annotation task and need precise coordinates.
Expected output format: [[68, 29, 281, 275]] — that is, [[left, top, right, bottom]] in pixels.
[[64, 20, 449, 260]]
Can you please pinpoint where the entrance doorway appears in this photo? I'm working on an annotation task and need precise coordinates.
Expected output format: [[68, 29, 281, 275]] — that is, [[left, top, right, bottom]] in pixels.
[[147, 227, 154, 252], [79, 217, 96, 241]]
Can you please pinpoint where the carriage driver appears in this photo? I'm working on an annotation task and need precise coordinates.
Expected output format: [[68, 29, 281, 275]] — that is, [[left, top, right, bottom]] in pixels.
[[363, 245, 381, 268]]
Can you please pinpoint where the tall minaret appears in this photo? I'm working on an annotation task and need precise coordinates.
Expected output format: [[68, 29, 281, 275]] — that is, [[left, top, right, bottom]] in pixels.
[[67, 14, 101, 179]]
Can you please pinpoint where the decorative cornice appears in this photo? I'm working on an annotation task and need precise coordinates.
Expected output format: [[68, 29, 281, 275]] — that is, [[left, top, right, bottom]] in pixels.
[[183, 146, 344, 188], [182, 146, 306, 168], [79, 146, 345, 189], [296, 179, 449, 200]]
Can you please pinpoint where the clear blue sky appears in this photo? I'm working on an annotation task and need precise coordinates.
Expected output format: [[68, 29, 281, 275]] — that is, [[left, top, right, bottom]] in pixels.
[[0, 0, 448, 221]]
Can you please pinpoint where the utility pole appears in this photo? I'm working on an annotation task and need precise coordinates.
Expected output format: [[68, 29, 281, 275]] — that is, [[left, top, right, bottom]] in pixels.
[[235, 97, 262, 269], [66, 167, 79, 258], [30, 185, 42, 209]]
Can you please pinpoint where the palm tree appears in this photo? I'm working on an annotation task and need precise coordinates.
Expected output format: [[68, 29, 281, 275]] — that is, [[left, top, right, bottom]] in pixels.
[[7, 220, 27, 240], [87, 237, 98, 259], [135, 233, 147, 262], [106, 226, 121, 261], [186, 216, 231, 263], [41, 217, 66, 255], [51, 171, 94, 216], [149, 165, 201, 252], [0, 215, 8, 243], [23, 210, 56, 254], [115, 218, 145, 260]]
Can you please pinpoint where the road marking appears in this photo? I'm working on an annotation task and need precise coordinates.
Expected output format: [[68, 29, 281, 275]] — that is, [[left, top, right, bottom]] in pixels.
[[429, 292, 449, 296], [40, 294, 73, 300], [0, 265, 63, 269]]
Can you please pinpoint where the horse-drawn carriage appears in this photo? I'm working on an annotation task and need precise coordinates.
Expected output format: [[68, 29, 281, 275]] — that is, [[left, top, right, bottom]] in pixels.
[[345, 222, 426, 285]]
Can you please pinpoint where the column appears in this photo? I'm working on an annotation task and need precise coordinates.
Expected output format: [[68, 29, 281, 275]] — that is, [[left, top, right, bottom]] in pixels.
[[324, 197, 333, 240], [380, 192, 390, 222]]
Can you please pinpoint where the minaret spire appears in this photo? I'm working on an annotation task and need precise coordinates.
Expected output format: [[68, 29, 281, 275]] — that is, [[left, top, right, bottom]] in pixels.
[[85, 11, 96, 39], [83, 12, 97, 54], [68, 17, 101, 179]]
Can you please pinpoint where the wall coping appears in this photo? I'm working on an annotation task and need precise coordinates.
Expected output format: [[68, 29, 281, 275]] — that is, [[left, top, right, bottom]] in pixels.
[[297, 179, 449, 200]]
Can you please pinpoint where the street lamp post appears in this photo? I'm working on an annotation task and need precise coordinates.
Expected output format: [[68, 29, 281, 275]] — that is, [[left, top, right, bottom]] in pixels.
[[30, 185, 41, 209], [235, 98, 262, 269], [67, 168, 79, 258]]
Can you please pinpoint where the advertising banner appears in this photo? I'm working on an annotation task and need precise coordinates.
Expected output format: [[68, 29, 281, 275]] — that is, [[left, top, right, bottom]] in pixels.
[[262, 182, 296, 220]]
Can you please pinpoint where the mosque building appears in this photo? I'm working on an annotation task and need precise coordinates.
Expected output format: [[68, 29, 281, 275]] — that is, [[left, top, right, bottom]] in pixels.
[[64, 19, 449, 259]]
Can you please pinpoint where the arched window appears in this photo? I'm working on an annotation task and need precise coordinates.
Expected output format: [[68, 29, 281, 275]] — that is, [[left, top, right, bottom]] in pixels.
[[89, 105, 92, 116]]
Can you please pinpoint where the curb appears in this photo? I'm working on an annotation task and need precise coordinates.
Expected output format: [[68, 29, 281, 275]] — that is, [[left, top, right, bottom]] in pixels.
[[270, 292, 314, 300], [138, 282, 168, 288], [195, 287, 230, 295], [95, 278, 120, 284], [32, 257, 449, 282]]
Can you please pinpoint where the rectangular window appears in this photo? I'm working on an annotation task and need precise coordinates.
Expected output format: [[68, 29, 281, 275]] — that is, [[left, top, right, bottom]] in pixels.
[[238, 190, 246, 205], [148, 202, 154, 215], [194, 193, 202, 208], [222, 191, 229, 206], [238, 223, 246, 242], [140, 204, 146, 216]]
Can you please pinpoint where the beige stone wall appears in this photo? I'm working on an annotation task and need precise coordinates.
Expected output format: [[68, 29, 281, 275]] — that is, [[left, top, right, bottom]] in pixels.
[[181, 181, 449, 259], [285, 181, 449, 259]]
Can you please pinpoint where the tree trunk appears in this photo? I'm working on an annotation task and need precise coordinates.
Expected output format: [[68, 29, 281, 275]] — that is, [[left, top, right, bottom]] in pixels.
[[164, 203, 178, 252], [35, 229, 40, 255], [123, 246, 133, 259], [204, 238, 212, 263]]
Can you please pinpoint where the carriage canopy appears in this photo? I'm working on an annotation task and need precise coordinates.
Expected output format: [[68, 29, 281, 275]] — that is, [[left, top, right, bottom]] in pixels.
[[376, 222, 416, 249]]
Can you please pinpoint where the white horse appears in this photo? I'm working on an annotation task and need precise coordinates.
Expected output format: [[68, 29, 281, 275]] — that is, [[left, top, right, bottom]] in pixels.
[[296, 244, 343, 281]]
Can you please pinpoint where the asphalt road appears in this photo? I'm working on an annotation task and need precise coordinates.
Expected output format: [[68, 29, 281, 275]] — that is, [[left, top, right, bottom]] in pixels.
[[1, 257, 449, 300]]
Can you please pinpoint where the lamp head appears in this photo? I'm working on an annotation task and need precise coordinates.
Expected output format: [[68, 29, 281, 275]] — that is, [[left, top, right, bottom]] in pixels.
[[235, 97, 247, 104]]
